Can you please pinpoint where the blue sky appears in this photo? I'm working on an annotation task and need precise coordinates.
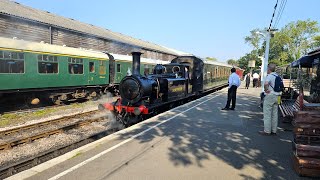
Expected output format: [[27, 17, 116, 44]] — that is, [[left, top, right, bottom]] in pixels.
[[15, 0, 320, 62]]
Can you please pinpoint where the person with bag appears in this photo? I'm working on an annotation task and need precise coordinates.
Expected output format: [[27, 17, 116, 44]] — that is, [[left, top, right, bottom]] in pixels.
[[259, 63, 284, 136], [244, 73, 251, 89]]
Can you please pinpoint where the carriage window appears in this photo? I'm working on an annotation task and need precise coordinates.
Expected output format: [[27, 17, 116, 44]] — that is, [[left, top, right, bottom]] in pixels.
[[68, 57, 83, 74], [0, 51, 25, 73], [117, 64, 121, 72], [99, 60, 106, 75], [38, 54, 58, 74], [89, 62, 95, 73], [144, 64, 150, 75]]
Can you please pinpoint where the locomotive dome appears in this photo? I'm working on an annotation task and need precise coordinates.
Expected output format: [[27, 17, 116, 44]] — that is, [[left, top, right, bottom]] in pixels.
[[153, 64, 166, 74]]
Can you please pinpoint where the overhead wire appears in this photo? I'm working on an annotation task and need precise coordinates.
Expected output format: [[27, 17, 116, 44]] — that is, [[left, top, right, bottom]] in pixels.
[[273, 0, 287, 29], [272, 0, 284, 29], [268, 0, 279, 32]]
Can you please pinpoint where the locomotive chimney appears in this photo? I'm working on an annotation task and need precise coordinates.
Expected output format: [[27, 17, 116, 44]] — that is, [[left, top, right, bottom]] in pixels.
[[132, 52, 142, 75]]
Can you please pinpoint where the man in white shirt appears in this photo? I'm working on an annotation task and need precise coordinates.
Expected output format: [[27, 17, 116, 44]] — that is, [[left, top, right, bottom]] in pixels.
[[253, 72, 259, 88], [259, 63, 280, 136], [222, 68, 241, 110]]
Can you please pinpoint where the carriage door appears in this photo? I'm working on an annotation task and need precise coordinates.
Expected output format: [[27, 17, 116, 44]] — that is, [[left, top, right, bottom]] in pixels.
[[88, 60, 97, 85]]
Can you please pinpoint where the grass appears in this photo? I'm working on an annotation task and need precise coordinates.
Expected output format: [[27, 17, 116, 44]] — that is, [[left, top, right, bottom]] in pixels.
[[70, 152, 82, 159], [32, 108, 57, 117], [0, 108, 58, 128], [0, 119, 10, 127], [0, 101, 94, 128]]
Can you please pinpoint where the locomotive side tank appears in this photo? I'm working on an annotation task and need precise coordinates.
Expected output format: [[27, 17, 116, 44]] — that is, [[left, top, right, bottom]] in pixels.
[[100, 52, 240, 126], [100, 52, 192, 126]]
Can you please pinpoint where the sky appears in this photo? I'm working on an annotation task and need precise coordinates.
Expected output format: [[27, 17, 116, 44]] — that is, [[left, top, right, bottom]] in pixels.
[[15, 0, 320, 62]]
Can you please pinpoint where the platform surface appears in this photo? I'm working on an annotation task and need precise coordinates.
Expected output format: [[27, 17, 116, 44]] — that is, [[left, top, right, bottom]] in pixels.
[[8, 85, 308, 180]]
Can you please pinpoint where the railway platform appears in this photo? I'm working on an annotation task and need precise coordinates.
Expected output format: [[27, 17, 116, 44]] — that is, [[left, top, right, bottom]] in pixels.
[[8, 85, 304, 180]]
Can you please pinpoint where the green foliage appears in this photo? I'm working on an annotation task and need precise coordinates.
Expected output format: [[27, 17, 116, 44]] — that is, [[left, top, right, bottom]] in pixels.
[[206, 57, 218, 61], [237, 51, 261, 73], [244, 28, 263, 50], [240, 19, 320, 68], [226, 59, 238, 66], [277, 19, 319, 61], [312, 35, 320, 48], [32, 108, 57, 117]]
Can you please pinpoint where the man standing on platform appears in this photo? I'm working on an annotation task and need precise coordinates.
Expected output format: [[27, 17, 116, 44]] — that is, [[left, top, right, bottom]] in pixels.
[[222, 68, 241, 111], [244, 73, 251, 89], [253, 72, 259, 87], [259, 63, 282, 135]]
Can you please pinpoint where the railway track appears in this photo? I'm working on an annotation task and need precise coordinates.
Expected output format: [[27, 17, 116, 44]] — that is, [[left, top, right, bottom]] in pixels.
[[0, 127, 118, 179], [0, 87, 226, 179], [0, 100, 87, 115], [0, 111, 106, 151], [0, 109, 119, 179], [0, 110, 99, 149]]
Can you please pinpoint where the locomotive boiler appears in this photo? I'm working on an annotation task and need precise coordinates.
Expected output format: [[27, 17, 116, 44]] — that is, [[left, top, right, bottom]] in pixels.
[[100, 52, 191, 126], [100, 51, 241, 126]]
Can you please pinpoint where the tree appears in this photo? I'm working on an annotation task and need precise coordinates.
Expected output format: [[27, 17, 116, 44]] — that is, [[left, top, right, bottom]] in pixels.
[[205, 57, 218, 61], [245, 28, 263, 51], [227, 59, 238, 66], [245, 20, 320, 67], [237, 51, 261, 73], [276, 19, 319, 61], [311, 35, 320, 49]]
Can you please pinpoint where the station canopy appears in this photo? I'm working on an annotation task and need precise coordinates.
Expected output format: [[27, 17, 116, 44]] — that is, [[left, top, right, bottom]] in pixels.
[[291, 47, 320, 68]]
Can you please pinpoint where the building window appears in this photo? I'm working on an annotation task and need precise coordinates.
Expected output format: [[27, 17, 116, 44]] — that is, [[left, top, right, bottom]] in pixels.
[[38, 54, 58, 74], [0, 51, 25, 73], [99, 60, 106, 75], [117, 64, 121, 72], [68, 57, 83, 74], [89, 62, 95, 73]]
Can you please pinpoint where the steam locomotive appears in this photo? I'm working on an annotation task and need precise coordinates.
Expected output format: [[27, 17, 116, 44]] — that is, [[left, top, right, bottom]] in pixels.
[[100, 52, 243, 126]]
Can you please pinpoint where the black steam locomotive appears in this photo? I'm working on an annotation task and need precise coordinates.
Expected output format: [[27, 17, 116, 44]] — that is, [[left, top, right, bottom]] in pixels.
[[100, 52, 240, 126]]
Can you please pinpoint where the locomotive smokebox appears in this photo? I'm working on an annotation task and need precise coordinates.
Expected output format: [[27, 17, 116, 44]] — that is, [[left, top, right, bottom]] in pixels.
[[132, 52, 142, 75]]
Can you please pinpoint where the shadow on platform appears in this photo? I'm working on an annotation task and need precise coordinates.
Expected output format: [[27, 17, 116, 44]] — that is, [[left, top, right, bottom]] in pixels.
[[115, 89, 310, 180]]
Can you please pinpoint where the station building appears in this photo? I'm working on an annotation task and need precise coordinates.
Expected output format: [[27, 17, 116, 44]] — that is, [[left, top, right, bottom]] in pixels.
[[0, 0, 188, 61]]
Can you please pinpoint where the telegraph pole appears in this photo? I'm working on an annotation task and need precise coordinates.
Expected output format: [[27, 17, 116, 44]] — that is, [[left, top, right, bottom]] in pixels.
[[257, 29, 277, 93]]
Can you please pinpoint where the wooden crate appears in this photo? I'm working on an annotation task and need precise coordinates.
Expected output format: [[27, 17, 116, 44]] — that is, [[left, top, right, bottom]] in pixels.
[[292, 140, 320, 158], [292, 154, 320, 177]]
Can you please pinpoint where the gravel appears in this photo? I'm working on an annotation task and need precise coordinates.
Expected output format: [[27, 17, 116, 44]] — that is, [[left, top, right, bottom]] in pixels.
[[0, 101, 123, 169]]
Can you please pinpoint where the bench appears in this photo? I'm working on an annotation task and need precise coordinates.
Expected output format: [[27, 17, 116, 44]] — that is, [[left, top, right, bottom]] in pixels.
[[279, 98, 301, 122]]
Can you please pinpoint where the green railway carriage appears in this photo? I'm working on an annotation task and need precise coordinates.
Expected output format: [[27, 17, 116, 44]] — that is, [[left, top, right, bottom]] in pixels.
[[0, 37, 168, 105], [0, 37, 111, 104], [203, 60, 234, 90], [111, 54, 167, 83]]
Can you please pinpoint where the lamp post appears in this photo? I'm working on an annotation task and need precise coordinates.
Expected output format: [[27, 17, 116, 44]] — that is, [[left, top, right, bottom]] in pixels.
[[256, 29, 277, 93]]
